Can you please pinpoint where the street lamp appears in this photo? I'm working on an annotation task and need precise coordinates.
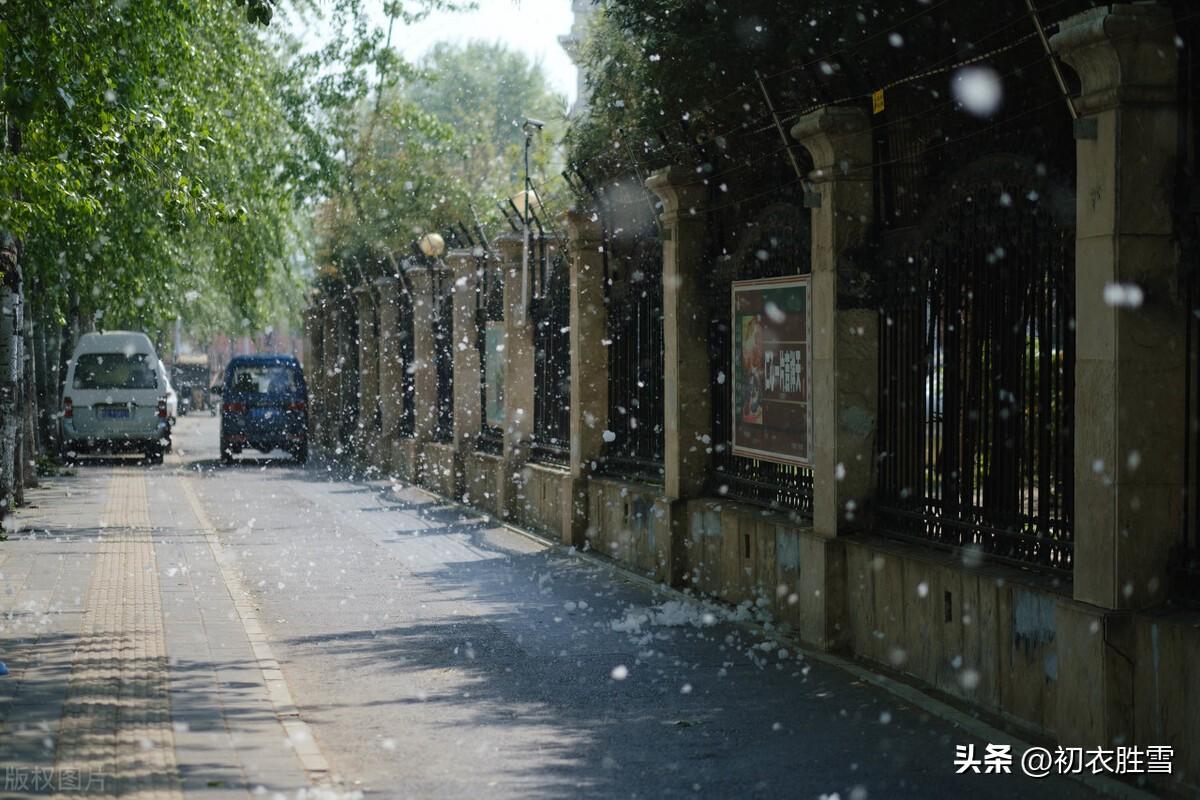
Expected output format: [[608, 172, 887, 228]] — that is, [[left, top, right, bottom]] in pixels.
[[519, 117, 545, 324], [418, 232, 445, 259]]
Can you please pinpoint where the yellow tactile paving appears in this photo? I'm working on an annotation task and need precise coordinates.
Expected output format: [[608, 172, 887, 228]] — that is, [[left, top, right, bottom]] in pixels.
[[51, 468, 182, 800]]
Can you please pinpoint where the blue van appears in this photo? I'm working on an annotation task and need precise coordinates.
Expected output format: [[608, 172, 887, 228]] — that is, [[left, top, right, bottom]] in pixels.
[[218, 355, 308, 464]]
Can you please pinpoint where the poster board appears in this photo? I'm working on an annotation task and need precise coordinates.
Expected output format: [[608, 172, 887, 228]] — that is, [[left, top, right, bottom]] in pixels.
[[483, 321, 505, 428], [730, 275, 812, 467]]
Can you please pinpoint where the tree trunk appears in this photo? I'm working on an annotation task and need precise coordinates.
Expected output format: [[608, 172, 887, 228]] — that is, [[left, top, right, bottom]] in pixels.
[[0, 236, 23, 526], [33, 308, 56, 453], [21, 297, 38, 490]]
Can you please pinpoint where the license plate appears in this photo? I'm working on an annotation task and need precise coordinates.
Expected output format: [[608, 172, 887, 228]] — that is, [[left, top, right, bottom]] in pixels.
[[251, 407, 276, 420], [99, 407, 130, 419]]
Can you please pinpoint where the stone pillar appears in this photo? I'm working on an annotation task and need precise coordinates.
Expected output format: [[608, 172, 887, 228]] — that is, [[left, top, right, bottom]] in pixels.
[[406, 266, 439, 443], [352, 283, 380, 466], [789, 106, 874, 651], [566, 208, 609, 545], [646, 167, 711, 501], [300, 298, 316, 376], [497, 233, 534, 518], [374, 276, 405, 468], [1051, 5, 1181, 610], [791, 107, 877, 539]]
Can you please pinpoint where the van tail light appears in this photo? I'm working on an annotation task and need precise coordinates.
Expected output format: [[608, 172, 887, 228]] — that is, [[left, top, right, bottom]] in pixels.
[[157, 398, 168, 418], [224, 401, 247, 414], [63, 397, 73, 418], [286, 401, 307, 413]]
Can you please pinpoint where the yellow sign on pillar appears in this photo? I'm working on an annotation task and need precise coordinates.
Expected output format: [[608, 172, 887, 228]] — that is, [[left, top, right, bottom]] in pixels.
[[872, 89, 885, 114]]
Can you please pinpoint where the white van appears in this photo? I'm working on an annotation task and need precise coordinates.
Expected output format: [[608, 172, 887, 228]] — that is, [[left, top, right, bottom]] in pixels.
[[62, 331, 171, 463]]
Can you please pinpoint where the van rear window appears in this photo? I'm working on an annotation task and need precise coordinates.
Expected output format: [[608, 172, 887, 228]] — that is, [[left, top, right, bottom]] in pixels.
[[229, 365, 300, 395], [72, 353, 158, 390]]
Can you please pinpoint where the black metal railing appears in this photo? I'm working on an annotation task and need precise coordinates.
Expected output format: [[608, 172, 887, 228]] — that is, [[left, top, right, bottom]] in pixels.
[[1177, 2, 1200, 603], [1179, 264, 1200, 602], [369, 297, 382, 432], [336, 291, 361, 445], [432, 267, 454, 444], [398, 294, 416, 437], [707, 202, 813, 515], [477, 252, 504, 454], [875, 169, 1075, 573], [603, 232, 665, 482], [531, 234, 571, 465]]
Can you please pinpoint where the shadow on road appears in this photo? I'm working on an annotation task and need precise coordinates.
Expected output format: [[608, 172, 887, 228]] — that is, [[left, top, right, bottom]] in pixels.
[[186, 456, 302, 471]]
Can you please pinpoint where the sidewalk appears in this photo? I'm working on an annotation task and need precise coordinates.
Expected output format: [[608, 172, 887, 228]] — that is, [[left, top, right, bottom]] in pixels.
[[0, 463, 321, 799]]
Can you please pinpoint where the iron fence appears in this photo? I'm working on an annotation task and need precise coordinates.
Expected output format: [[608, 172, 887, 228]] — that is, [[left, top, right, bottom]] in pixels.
[[1182, 268, 1200, 602], [707, 202, 813, 514], [531, 234, 571, 464], [476, 252, 504, 454], [432, 267, 454, 444], [1177, 1, 1200, 603], [336, 291, 360, 445], [368, 297, 382, 432], [396, 276, 416, 438], [602, 229, 665, 482], [875, 167, 1075, 573]]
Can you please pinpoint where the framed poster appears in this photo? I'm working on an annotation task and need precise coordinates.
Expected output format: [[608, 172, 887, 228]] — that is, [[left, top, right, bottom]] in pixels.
[[483, 321, 505, 428], [731, 275, 812, 467]]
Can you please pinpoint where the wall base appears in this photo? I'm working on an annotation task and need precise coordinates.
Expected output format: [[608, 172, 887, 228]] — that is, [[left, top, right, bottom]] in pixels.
[[420, 442, 462, 499], [463, 449, 504, 517], [586, 476, 676, 583], [392, 437, 422, 483], [515, 461, 586, 546]]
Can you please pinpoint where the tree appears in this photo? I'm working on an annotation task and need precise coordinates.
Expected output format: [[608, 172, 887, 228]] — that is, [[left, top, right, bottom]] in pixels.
[[312, 39, 569, 285], [0, 0, 322, 517], [405, 41, 568, 206]]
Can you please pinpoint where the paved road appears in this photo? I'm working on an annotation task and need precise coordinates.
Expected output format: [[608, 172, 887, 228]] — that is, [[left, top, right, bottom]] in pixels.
[[0, 416, 1107, 798]]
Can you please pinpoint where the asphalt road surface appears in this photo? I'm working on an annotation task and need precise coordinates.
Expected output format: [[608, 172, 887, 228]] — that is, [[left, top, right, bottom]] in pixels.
[[14, 415, 1107, 799]]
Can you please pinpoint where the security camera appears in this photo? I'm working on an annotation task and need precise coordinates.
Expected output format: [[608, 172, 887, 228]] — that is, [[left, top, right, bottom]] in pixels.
[[522, 117, 546, 131]]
